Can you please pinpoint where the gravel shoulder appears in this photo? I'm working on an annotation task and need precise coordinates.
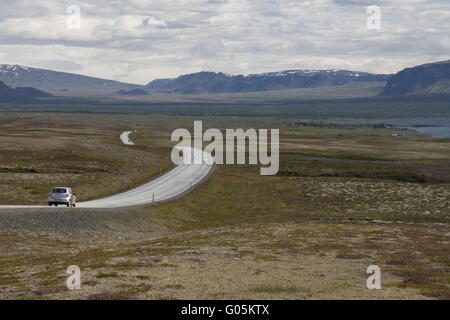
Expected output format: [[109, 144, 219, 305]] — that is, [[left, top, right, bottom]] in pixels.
[[0, 206, 166, 237]]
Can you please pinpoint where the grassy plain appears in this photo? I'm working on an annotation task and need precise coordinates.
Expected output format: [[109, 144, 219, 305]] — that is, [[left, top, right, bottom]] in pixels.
[[0, 111, 448, 300]]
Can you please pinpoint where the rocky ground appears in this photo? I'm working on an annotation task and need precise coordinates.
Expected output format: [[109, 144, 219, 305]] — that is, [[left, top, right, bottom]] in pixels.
[[0, 113, 448, 300]]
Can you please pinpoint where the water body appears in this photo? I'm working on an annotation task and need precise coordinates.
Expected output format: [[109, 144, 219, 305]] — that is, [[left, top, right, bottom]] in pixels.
[[316, 119, 450, 139], [391, 119, 450, 138]]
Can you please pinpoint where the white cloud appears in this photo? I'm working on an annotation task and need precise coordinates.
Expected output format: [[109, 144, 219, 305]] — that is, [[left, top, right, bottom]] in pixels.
[[0, 0, 448, 84]]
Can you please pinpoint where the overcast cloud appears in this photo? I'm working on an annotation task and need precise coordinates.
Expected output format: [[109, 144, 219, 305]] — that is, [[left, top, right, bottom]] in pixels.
[[0, 0, 449, 84]]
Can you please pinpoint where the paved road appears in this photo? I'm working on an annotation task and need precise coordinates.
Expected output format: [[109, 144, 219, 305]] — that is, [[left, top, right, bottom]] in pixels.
[[120, 131, 135, 145], [0, 132, 214, 209], [78, 146, 213, 208]]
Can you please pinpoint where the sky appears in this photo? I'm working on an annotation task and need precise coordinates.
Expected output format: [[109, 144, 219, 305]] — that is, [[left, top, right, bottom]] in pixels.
[[0, 0, 449, 84]]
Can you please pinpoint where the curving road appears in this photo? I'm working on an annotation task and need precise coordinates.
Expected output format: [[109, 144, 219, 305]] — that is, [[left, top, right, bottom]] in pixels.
[[78, 145, 213, 208], [120, 131, 135, 145], [0, 131, 214, 209]]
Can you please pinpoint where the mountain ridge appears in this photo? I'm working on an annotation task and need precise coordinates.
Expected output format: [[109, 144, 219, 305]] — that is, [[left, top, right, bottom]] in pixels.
[[381, 60, 450, 95], [6, 61, 448, 98], [0, 64, 143, 96], [143, 69, 392, 95]]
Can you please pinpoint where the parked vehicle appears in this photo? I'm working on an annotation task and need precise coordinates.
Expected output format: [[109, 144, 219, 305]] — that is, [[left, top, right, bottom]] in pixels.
[[48, 187, 77, 207]]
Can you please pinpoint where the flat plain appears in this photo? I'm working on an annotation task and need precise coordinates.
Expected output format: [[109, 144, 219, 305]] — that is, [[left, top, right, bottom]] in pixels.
[[0, 111, 448, 300]]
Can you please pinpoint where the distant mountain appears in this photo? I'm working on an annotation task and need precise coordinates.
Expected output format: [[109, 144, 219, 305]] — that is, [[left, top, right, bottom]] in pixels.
[[145, 70, 391, 94], [381, 60, 450, 95], [0, 80, 52, 102], [0, 64, 143, 96]]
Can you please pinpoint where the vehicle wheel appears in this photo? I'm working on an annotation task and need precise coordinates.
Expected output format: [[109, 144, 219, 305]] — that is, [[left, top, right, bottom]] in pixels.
[[66, 203, 70, 207], [48, 203, 51, 206]]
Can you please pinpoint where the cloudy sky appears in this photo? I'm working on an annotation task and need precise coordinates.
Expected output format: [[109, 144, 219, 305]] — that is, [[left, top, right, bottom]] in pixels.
[[0, 0, 449, 84]]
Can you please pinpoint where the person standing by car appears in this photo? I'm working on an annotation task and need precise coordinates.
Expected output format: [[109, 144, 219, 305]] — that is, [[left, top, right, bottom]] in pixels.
[[71, 192, 77, 208]]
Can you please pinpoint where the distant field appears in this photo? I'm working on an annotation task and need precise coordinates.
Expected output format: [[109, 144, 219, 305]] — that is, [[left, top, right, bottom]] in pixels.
[[1, 93, 449, 119]]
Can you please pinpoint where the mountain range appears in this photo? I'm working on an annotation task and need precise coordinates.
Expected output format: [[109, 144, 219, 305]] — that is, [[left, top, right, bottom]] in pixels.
[[143, 70, 391, 95], [1, 60, 449, 100]]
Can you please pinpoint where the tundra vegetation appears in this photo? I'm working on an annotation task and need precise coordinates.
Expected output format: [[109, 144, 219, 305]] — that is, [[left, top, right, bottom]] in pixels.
[[0, 111, 448, 300]]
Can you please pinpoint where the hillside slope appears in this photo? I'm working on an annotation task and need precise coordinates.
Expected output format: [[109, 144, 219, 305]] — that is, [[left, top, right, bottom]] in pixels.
[[0, 80, 52, 102], [0, 65, 142, 96], [382, 60, 450, 95]]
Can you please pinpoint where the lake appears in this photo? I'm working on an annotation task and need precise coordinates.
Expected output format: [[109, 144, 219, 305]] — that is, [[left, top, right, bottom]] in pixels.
[[319, 119, 450, 138]]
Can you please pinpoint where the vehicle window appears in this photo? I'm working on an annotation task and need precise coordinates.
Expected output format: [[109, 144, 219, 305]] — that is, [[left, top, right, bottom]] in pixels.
[[52, 188, 67, 193]]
